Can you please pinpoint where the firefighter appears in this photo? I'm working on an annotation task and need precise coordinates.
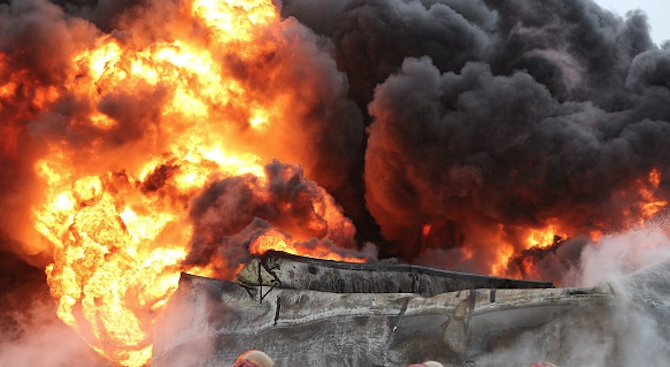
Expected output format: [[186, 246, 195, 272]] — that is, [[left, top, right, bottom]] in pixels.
[[231, 350, 274, 367]]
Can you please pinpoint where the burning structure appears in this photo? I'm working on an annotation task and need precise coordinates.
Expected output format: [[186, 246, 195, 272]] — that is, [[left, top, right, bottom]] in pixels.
[[152, 252, 670, 366], [1, 0, 670, 366]]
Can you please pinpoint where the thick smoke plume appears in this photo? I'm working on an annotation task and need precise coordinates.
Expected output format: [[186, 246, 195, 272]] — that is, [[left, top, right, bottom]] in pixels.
[[184, 160, 360, 279], [2, 0, 670, 365], [283, 0, 670, 275], [1, 0, 668, 282]]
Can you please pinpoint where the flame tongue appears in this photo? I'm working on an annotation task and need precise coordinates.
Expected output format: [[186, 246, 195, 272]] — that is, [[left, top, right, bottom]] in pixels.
[[42, 172, 190, 365], [28, 0, 362, 365], [9, 0, 670, 364]]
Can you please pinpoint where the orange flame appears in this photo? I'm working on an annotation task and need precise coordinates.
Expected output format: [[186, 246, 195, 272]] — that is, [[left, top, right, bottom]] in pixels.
[[614, 168, 668, 228], [26, 0, 364, 366], [14, 0, 670, 363], [491, 169, 667, 278], [489, 221, 567, 278], [248, 229, 366, 263], [638, 169, 667, 221]]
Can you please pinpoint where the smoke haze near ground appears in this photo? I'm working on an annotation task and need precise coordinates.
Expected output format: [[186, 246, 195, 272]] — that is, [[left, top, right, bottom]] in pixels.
[[0, 251, 111, 367], [567, 223, 670, 287]]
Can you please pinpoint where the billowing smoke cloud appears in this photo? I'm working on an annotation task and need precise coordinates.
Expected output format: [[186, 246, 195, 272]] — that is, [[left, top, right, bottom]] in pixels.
[[1, 0, 667, 284], [365, 53, 670, 269], [0, 0, 366, 364], [2, 0, 670, 364], [281, 0, 670, 272], [184, 160, 361, 278], [48, 0, 145, 32], [285, 0, 497, 111], [0, 0, 668, 292], [565, 221, 670, 287]]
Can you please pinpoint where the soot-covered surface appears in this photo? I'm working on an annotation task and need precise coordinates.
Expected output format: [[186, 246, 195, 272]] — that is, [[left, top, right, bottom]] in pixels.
[[153, 256, 670, 367]]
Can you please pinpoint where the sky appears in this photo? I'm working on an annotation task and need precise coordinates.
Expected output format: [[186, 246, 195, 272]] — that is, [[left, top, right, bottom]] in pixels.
[[596, 0, 670, 45]]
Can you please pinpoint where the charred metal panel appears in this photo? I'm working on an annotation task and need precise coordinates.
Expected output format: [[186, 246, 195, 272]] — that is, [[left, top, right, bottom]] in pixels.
[[234, 252, 553, 296], [153, 258, 670, 367]]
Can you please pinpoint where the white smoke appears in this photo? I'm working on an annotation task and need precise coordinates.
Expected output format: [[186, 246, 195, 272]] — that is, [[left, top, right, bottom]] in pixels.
[[555, 222, 670, 367], [0, 288, 111, 367], [564, 221, 670, 287]]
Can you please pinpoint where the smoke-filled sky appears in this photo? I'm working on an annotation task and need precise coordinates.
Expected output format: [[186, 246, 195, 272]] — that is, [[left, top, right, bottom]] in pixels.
[[0, 0, 669, 283], [0, 0, 669, 288], [596, 0, 670, 45], [3, 0, 670, 365]]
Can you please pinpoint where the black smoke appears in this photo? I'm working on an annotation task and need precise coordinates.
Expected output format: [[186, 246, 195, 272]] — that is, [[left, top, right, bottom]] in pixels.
[[184, 160, 359, 278], [0, 1, 669, 365], [276, 0, 670, 274], [2, 0, 670, 305]]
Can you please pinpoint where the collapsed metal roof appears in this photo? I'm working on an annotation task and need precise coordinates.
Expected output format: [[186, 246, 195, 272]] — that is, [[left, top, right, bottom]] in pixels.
[[235, 251, 554, 297], [152, 252, 670, 367]]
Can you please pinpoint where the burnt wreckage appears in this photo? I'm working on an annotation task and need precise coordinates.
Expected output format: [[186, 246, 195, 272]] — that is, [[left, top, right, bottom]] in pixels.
[[153, 252, 670, 366]]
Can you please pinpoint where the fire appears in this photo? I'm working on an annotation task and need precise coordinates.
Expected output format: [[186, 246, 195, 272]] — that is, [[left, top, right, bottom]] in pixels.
[[491, 169, 668, 279], [419, 218, 570, 278], [613, 168, 668, 227], [23, 0, 363, 366], [248, 228, 366, 263], [524, 226, 563, 250], [638, 169, 668, 221], [489, 223, 567, 278], [7, 0, 670, 363]]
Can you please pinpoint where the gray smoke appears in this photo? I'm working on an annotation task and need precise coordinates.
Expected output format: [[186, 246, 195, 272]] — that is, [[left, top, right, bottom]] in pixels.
[[278, 0, 670, 270], [0, 0, 668, 293], [565, 221, 670, 287], [0, 0, 668, 290], [2, 0, 670, 365], [0, 251, 111, 367], [184, 160, 361, 279], [365, 54, 670, 265]]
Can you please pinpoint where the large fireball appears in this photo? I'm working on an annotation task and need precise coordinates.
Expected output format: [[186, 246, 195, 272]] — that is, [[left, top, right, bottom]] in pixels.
[[20, 0, 364, 365], [2, 0, 670, 365]]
